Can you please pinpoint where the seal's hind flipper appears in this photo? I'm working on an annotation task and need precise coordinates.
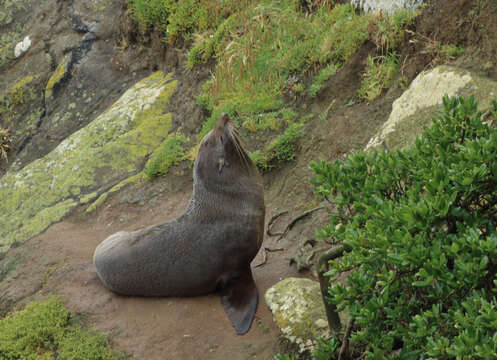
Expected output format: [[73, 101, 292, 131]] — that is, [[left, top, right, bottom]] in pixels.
[[221, 268, 258, 335]]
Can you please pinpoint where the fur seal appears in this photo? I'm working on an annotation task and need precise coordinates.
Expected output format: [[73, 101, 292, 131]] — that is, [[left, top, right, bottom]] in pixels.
[[93, 113, 265, 335]]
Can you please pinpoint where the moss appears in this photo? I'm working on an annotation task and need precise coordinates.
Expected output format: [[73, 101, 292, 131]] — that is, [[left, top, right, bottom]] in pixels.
[[86, 193, 108, 213], [144, 131, 189, 179], [45, 55, 70, 99], [6, 75, 37, 108], [80, 192, 98, 204], [0, 71, 178, 253], [0, 296, 122, 359], [109, 172, 145, 193], [86, 173, 145, 212], [0, 23, 24, 69]]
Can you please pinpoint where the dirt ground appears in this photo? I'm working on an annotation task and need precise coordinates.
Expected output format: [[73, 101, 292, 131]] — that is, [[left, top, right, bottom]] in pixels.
[[1, 171, 307, 359], [2, 0, 497, 359]]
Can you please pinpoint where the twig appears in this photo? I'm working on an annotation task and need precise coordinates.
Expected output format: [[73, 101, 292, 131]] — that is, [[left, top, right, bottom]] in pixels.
[[254, 248, 267, 268], [277, 206, 325, 241], [265, 247, 284, 252], [267, 210, 288, 236], [338, 319, 354, 360], [254, 247, 284, 268]]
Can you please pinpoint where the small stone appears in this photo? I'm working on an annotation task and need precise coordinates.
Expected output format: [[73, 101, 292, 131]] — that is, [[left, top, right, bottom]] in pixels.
[[14, 36, 32, 58], [350, 0, 425, 15]]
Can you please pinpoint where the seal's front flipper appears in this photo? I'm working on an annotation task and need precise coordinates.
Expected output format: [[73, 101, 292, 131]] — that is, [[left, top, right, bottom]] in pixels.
[[221, 268, 258, 335]]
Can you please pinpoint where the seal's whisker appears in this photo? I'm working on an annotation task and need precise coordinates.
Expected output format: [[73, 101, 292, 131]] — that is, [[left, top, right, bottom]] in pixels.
[[228, 125, 251, 171]]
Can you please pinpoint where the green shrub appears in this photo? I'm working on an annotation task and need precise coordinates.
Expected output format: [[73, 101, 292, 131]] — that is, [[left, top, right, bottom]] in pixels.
[[144, 132, 189, 179], [311, 96, 497, 359], [0, 297, 122, 359], [313, 336, 340, 360]]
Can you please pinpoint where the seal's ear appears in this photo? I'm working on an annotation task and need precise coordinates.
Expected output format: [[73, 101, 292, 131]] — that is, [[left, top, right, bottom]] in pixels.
[[221, 267, 258, 335]]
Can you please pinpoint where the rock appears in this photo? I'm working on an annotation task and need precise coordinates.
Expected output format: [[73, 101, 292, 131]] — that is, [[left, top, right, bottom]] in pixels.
[[45, 54, 72, 100], [265, 278, 331, 354], [0, 71, 178, 254], [349, 0, 425, 15], [367, 65, 497, 150], [14, 36, 32, 58]]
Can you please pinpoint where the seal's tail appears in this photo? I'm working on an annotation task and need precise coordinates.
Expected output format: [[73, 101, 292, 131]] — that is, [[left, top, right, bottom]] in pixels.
[[220, 266, 258, 335]]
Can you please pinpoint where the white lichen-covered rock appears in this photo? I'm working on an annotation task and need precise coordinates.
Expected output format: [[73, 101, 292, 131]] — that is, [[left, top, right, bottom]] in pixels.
[[0, 72, 178, 254], [367, 65, 497, 150], [265, 278, 331, 354], [14, 36, 32, 58], [350, 0, 425, 15]]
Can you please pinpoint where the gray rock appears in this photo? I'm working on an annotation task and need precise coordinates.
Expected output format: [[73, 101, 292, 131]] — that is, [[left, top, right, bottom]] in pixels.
[[350, 0, 425, 15], [367, 65, 497, 150], [265, 278, 331, 354]]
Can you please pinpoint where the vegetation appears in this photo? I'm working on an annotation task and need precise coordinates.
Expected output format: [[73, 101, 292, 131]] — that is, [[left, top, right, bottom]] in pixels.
[[0, 127, 12, 161], [125, 0, 424, 172], [311, 96, 497, 358], [249, 121, 303, 172], [189, 2, 372, 141], [358, 53, 399, 101], [309, 63, 338, 98], [144, 132, 189, 179], [0, 297, 123, 359]]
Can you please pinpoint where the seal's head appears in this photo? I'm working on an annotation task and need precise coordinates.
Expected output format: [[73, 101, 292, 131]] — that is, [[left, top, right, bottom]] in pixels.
[[195, 113, 255, 189]]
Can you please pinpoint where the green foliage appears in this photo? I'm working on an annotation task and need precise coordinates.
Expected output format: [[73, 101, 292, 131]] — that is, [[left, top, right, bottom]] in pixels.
[[0, 297, 122, 359], [311, 96, 497, 359], [309, 63, 338, 98], [274, 354, 296, 360], [358, 53, 399, 101], [144, 132, 189, 179], [313, 336, 340, 360]]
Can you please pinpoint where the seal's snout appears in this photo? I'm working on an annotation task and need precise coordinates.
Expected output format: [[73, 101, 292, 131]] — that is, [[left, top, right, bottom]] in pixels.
[[216, 113, 231, 131], [219, 113, 230, 126]]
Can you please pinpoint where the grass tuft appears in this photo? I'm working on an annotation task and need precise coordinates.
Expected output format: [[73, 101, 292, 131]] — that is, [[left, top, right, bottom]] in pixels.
[[358, 53, 400, 101]]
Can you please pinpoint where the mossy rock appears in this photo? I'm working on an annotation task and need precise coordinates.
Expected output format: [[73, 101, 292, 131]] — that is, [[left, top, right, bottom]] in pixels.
[[367, 65, 497, 150], [265, 277, 334, 354], [0, 71, 178, 254], [45, 54, 71, 100]]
